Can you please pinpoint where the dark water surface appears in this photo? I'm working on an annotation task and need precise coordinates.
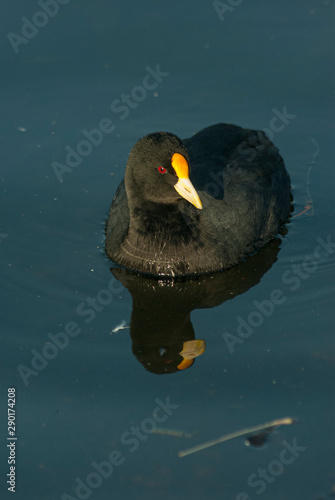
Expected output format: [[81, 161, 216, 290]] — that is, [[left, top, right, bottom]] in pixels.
[[1, 1, 335, 499]]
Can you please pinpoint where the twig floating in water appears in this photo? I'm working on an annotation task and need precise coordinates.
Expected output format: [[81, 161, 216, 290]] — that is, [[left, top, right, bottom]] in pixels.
[[178, 417, 295, 458], [293, 137, 318, 218]]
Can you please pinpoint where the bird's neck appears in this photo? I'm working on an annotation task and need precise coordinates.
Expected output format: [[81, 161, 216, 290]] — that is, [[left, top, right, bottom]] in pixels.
[[128, 201, 200, 245]]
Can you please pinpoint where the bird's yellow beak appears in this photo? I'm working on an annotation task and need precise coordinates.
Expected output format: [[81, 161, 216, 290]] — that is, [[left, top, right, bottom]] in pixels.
[[171, 153, 203, 209]]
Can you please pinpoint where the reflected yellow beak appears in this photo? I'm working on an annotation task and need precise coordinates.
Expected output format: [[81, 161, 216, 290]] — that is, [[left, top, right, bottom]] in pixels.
[[177, 339, 206, 370], [171, 153, 203, 209], [177, 358, 194, 371]]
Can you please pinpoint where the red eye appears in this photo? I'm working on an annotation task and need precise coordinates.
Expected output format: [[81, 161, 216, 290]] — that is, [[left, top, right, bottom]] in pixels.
[[158, 166, 167, 174]]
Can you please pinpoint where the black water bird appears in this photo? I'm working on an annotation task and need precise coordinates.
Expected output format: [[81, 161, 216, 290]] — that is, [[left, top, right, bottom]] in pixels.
[[105, 124, 291, 276]]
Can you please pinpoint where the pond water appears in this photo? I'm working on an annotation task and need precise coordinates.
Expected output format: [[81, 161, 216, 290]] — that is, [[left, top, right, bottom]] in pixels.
[[1, 1, 335, 499]]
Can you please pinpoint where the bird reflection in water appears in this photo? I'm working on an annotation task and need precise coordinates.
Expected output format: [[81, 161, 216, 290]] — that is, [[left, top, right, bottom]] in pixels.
[[110, 237, 283, 374]]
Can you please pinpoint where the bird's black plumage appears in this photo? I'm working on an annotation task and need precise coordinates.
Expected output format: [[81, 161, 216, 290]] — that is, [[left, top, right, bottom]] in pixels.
[[105, 124, 291, 277]]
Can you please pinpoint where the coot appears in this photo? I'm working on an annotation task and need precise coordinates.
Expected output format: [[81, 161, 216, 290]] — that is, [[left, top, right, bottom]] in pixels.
[[105, 124, 291, 276]]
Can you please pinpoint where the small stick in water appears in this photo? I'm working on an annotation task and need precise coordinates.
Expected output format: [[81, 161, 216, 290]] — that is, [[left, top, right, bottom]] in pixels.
[[178, 417, 295, 458]]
